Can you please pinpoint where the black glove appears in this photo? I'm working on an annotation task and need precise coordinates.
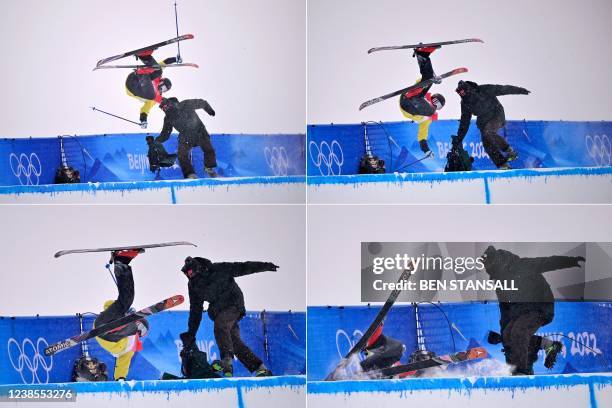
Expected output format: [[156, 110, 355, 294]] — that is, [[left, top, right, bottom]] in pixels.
[[163, 57, 178, 65], [520, 88, 531, 95], [206, 107, 216, 117], [573, 256, 586, 267], [266, 263, 280, 271]]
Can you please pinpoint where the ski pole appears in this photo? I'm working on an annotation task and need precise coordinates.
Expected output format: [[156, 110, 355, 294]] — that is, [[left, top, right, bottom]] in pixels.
[[174, 1, 181, 62], [395, 152, 433, 172], [545, 333, 604, 356], [90, 107, 141, 126]]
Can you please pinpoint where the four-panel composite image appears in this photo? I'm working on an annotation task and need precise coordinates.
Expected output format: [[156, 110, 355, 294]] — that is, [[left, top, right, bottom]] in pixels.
[[0, 1, 611, 408]]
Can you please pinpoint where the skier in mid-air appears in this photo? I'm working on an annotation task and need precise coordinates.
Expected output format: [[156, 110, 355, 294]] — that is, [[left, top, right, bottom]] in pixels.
[[179, 256, 279, 377], [399, 46, 446, 157], [359, 324, 405, 373], [481, 246, 585, 375], [454, 80, 529, 169], [125, 51, 176, 128], [157, 97, 218, 178], [94, 250, 149, 381]]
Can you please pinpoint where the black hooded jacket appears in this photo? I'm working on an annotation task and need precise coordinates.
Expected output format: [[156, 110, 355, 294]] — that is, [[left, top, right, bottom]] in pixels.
[[483, 247, 582, 321], [158, 98, 215, 142], [185, 258, 276, 338], [456, 81, 529, 140]]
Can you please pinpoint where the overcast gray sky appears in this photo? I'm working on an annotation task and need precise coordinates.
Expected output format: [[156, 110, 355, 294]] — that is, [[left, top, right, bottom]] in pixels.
[[0, 0, 305, 137], [0, 205, 305, 315], [308, 0, 612, 124]]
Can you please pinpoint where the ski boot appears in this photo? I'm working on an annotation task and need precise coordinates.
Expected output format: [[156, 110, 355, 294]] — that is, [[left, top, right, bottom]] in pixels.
[[255, 364, 273, 377], [506, 148, 518, 163], [414, 46, 440, 58], [499, 161, 512, 170], [419, 139, 433, 157], [512, 366, 534, 376], [544, 341, 563, 369], [205, 167, 218, 178], [112, 249, 142, 265], [221, 357, 233, 377]]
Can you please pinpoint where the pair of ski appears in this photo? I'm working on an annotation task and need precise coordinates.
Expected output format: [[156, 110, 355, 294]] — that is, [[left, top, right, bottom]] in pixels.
[[359, 38, 483, 111], [368, 346, 488, 379], [45, 242, 195, 356], [94, 34, 199, 70]]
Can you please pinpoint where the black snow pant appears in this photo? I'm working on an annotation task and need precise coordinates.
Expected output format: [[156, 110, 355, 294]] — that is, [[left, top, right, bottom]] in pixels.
[[94, 261, 142, 341], [213, 307, 263, 372], [479, 118, 511, 168], [398, 51, 436, 117], [177, 129, 217, 177], [501, 311, 550, 374]]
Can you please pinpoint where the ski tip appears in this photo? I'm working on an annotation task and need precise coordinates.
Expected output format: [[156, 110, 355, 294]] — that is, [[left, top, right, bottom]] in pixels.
[[168, 294, 185, 306]]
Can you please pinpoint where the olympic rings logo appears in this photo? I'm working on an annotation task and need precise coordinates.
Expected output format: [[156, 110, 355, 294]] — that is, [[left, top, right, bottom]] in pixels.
[[7, 337, 54, 384], [308, 140, 344, 176], [9, 153, 42, 185], [335, 329, 364, 360], [585, 134, 611, 166], [264, 146, 289, 176]]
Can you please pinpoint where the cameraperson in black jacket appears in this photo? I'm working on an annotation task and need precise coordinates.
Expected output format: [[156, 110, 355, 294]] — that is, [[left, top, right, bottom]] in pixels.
[[179, 256, 278, 377], [158, 97, 218, 179], [482, 246, 585, 375], [455, 80, 529, 169]]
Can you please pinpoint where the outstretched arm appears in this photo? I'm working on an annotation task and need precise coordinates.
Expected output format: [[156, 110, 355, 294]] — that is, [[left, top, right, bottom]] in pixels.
[[480, 84, 530, 96], [214, 261, 279, 278], [517, 255, 585, 274], [456, 103, 472, 142], [157, 116, 174, 143], [184, 284, 204, 343], [181, 99, 216, 116]]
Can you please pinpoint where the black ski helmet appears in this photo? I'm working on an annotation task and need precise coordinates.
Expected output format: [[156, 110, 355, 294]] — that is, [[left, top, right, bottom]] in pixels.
[[431, 93, 445, 109], [456, 80, 478, 97], [160, 97, 179, 112], [181, 256, 212, 279], [159, 78, 172, 93]]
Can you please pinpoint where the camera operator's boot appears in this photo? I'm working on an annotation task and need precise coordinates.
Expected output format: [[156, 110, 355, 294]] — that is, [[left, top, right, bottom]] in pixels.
[[255, 364, 273, 377], [544, 341, 563, 369], [221, 357, 233, 377], [205, 167, 218, 178]]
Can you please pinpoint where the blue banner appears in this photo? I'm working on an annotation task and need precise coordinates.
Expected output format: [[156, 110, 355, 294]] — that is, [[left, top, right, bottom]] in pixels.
[[307, 302, 612, 380], [307, 120, 612, 175], [0, 310, 305, 385], [0, 133, 305, 186]]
